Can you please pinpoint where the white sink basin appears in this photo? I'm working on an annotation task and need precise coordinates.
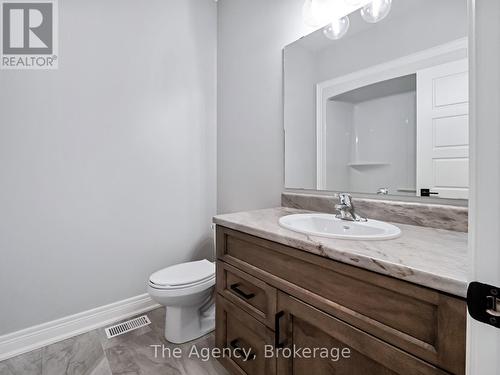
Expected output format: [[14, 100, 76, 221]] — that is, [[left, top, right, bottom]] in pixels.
[[279, 213, 401, 240]]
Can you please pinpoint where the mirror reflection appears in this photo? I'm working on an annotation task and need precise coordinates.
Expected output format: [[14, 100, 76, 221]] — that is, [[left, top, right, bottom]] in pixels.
[[284, 0, 468, 199]]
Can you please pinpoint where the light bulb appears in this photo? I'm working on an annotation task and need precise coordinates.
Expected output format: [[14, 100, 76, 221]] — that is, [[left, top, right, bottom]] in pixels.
[[360, 0, 392, 23], [303, 0, 340, 28], [323, 16, 350, 40], [344, 0, 362, 5], [302, 0, 320, 27], [313, 0, 337, 27]]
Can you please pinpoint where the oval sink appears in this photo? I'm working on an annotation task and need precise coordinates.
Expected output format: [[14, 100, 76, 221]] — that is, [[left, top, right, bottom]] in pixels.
[[279, 213, 401, 240]]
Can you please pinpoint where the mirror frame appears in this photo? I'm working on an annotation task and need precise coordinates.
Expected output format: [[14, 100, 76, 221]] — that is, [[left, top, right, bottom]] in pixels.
[[283, 36, 469, 206]]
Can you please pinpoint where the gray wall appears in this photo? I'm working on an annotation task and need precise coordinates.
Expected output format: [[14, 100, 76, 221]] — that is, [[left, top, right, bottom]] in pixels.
[[0, 0, 217, 335], [217, 0, 312, 213]]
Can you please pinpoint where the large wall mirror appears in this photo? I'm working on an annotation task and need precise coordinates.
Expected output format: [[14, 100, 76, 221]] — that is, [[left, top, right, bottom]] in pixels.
[[284, 0, 469, 200]]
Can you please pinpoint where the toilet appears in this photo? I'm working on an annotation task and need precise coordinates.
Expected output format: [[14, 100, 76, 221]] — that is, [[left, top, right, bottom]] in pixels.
[[147, 259, 216, 344]]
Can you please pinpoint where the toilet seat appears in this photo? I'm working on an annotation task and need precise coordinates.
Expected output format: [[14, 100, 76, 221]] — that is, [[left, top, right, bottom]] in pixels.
[[148, 259, 215, 292]]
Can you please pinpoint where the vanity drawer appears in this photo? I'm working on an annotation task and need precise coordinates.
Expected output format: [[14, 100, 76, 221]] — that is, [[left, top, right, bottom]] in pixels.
[[217, 262, 277, 328], [216, 226, 466, 375], [216, 294, 276, 375]]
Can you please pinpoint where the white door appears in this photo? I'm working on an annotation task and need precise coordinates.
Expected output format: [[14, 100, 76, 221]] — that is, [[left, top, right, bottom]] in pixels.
[[467, 0, 500, 374], [416, 59, 469, 199]]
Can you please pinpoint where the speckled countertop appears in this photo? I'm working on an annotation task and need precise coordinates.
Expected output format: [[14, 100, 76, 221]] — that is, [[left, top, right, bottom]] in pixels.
[[213, 207, 468, 298]]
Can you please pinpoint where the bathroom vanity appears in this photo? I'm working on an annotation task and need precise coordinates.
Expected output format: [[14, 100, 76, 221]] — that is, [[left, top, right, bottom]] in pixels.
[[213, 205, 467, 375]]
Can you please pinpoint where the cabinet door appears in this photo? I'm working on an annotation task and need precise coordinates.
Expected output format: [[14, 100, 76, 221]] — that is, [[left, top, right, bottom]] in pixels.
[[275, 292, 449, 375], [216, 294, 276, 375]]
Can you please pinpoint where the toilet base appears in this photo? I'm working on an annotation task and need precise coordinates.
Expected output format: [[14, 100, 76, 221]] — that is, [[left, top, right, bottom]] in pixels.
[[164, 300, 215, 344]]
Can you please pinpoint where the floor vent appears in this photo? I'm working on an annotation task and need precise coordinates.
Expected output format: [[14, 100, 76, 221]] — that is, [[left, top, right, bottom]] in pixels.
[[105, 315, 151, 339]]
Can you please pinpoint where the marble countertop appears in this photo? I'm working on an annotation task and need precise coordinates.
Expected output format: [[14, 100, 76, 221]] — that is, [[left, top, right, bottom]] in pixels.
[[213, 207, 468, 298]]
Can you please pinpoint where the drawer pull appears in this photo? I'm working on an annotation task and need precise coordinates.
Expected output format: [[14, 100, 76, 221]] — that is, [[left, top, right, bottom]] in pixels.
[[230, 283, 256, 300], [275, 311, 285, 348], [229, 339, 256, 361]]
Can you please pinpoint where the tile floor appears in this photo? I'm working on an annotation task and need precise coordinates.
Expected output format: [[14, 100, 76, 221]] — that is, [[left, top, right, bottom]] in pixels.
[[0, 308, 228, 375]]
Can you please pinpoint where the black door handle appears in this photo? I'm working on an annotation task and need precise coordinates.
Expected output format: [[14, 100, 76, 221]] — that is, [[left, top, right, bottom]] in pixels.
[[229, 339, 256, 361], [275, 311, 285, 348], [230, 283, 255, 300], [420, 188, 439, 197], [467, 282, 500, 329]]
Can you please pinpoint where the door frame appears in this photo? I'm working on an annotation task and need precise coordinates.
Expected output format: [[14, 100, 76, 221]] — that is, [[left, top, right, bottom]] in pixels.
[[466, 0, 500, 374]]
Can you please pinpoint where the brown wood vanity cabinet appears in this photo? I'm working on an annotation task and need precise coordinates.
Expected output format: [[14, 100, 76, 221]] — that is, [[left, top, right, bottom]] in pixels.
[[215, 226, 467, 375]]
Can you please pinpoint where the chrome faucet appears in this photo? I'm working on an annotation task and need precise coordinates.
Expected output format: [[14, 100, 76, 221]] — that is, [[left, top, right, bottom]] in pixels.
[[335, 193, 367, 222]]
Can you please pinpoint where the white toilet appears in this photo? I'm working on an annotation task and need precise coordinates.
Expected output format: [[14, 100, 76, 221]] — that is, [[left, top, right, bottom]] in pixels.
[[147, 259, 216, 344]]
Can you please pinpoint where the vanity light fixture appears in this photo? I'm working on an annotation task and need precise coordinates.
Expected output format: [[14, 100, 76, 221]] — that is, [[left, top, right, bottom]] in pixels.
[[360, 0, 393, 23], [344, 0, 363, 5], [303, 0, 393, 40], [323, 16, 350, 40], [303, 0, 335, 28]]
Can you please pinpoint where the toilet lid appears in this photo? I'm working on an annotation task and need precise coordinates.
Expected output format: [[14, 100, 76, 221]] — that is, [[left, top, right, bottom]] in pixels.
[[149, 259, 215, 288]]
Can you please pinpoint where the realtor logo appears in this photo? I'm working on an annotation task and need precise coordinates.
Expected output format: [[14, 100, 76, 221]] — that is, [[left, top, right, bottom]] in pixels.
[[1, 0, 58, 69]]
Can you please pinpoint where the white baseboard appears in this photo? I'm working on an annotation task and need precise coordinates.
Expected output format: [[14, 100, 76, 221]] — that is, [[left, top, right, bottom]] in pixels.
[[0, 294, 160, 361]]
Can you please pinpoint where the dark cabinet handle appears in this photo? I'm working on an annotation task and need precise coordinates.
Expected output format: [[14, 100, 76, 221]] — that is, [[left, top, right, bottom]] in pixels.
[[420, 188, 439, 197], [275, 311, 285, 348], [230, 339, 256, 361], [230, 283, 255, 300]]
